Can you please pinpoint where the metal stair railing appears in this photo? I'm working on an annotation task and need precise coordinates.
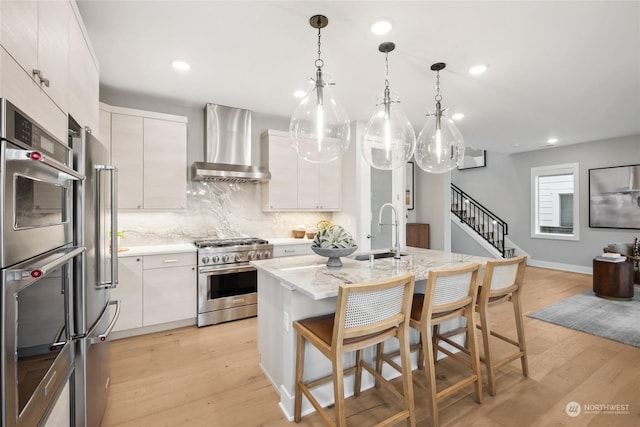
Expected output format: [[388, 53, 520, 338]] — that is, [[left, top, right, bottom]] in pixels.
[[451, 183, 513, 257]]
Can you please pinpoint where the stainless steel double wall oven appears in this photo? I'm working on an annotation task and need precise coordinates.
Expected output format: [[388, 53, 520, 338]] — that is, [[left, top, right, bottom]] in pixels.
[[0, 99, 84, 426]]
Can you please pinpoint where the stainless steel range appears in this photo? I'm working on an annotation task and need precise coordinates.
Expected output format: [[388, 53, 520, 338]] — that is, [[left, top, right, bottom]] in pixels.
[[196, 237, 273, 327]]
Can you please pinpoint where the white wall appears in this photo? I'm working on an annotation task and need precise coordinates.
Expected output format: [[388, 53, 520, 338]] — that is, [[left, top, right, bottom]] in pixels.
[[452, 134, 640, 269]]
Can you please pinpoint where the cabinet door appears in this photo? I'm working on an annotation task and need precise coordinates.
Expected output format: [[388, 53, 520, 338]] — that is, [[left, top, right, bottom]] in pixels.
[[0, 0, 38, 81], [41, 379, 70, 427], [265, 133, 298, 209], [98, 108, 111, 158], [111, 114, 144, 209], [318, 158, 341, 210], [112, 257, 143, 331], [68, 8, 99, 132], [143, 265, 196, 325], [37, 0, 69, 112], [143, 118, 187, 209], [297, 160, 320, 209]]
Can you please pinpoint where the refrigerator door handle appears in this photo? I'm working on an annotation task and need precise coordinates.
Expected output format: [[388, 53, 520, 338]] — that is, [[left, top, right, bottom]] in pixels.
[[96, 165, 119, 289], [88, 300, 120, 344]]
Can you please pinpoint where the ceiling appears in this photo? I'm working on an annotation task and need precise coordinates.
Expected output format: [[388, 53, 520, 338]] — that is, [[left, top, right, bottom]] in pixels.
[[76, 1, 640, 154]]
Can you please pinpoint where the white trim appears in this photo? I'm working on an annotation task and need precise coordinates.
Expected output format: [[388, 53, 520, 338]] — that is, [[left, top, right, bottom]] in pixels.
[[98, 102, 188, 123], [527, 259, 592, 275], [531, 163, 580, 241]]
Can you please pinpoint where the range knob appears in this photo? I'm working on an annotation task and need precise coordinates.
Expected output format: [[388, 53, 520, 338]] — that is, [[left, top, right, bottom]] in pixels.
[[235, 254, 242, 262], [248, 252, 254, 260], [223, 254, 230, 263], [264, 250, 271, 259], [201, 256, 210, 264], [212, 255, 220, 263]]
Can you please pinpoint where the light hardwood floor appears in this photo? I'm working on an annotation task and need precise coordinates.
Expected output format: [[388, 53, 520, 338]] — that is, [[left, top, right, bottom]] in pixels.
[[101, 266, 640, 426]]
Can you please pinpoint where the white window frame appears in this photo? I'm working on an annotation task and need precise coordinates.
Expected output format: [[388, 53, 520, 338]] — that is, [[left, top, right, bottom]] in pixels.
[[531, 163, 580, 241]]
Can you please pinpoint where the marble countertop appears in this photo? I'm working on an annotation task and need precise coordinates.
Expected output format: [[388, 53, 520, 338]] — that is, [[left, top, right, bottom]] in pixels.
[[251, 247, 492, 300], [117, 243, 197, 257]]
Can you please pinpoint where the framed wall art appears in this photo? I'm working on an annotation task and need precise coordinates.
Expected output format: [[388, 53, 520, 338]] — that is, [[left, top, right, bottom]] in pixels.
[[458, 148, 486, 170], [589, 164, 640, 229]]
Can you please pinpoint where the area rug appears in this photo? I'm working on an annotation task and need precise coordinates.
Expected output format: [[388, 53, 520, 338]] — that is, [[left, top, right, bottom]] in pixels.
[[527, 287, 640, 348]]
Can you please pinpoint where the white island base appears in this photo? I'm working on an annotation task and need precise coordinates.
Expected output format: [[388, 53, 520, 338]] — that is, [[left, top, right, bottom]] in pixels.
[[252, 248, 490, 420]]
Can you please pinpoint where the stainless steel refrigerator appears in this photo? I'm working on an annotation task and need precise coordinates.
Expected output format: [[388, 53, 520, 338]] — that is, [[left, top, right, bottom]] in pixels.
[[70, 122, 119, 427]]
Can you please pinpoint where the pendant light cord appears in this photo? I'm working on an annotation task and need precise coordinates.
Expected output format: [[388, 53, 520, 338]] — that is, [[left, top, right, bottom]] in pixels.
[[315, 21, 324, 70]]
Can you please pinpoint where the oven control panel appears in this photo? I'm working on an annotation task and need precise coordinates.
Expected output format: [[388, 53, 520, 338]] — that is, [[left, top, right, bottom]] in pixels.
[[199, 247, 273, 266]]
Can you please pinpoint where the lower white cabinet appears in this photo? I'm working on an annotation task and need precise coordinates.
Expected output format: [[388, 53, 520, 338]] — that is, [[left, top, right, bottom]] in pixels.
[[142, 253, 196, 325], [113, 252, 196, 333], [112, 256, 143, 331], [41, 379, 70, 427], [273, 243, 313, 257]]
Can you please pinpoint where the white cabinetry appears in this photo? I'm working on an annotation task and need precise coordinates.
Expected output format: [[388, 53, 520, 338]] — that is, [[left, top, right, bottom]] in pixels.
[[272, 243, 313, 257], [113, 251, 196, 336], [112, 256, 143, 331], [104, 105, 188, 210], [142, 253, 196, 325], [68, 4, 99, 133], [0, 0, 99, 141], [261, 129, 341, 211], [41, 379, 70, 427]]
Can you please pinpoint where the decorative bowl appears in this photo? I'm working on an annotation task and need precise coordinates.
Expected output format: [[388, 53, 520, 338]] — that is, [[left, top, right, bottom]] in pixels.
[[311, 245, 358, 268], [292, 230, 306, 238]]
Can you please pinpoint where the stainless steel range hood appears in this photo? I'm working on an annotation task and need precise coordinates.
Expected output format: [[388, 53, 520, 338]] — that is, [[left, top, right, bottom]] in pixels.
[[191, 104, 271, 182]]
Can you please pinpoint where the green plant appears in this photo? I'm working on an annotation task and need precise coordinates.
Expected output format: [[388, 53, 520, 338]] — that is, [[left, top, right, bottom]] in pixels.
[[312, 225, 356, 249]]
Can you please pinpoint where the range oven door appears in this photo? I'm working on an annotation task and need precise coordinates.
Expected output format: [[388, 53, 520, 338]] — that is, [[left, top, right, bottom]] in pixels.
[[197, 264, 258, 326], [1, 245, 84, 427], [1, 102, 84, 269]]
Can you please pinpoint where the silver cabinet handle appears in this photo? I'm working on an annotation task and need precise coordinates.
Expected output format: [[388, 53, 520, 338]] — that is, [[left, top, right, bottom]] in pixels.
[[163, 259, 179, 263]]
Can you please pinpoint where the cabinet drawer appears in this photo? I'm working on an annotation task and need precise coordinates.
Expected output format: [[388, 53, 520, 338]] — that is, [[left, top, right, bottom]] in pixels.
[[273, 244, 312, 258], [143, 252, 195, 269]]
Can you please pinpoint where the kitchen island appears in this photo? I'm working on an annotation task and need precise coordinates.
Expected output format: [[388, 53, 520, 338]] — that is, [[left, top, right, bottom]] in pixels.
[[250, 247, 491, 420]]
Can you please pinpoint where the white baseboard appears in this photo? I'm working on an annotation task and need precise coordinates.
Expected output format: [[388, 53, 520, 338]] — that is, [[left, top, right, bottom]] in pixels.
[[528, 259, 592, 275]]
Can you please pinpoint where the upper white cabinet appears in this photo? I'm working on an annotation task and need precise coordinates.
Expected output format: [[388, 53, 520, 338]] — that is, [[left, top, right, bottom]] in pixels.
[[0, 0, 100, 141], [68, 2, 99, 133], [261, 129, 341, 211], [1, 0, 69, 112], [103, 104, 188, 210]]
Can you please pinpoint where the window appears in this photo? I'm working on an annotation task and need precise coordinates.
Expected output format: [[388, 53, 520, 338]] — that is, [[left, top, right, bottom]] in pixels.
[[531, 163, 579, 240]]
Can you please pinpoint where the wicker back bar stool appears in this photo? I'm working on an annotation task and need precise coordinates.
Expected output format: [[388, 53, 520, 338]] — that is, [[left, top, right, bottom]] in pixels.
[[293, 273, 416, 427]]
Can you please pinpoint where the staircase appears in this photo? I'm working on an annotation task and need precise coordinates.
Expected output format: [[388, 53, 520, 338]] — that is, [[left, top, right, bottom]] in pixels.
[[451, 184, 515, 258]]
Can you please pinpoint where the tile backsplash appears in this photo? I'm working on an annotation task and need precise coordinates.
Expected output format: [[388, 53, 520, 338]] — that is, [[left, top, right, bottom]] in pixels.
[[117, 182, 331, 246]]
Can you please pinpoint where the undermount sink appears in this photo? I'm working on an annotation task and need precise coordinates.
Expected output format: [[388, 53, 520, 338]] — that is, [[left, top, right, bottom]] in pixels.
[[354, 251, 406, 261]]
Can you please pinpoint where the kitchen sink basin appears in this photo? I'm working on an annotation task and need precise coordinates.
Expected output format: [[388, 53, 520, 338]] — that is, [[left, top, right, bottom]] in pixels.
[[354, 251, 406, 261]]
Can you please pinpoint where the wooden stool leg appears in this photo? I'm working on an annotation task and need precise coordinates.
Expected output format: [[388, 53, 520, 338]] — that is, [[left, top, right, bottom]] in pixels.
[[398, 329, 416, 427], [423, 326, 440, 427], [478, 303, 496, 396], [354, 349, 363, 396], [466, 306, 482, 403], [294, 332, 305, 422], [512, 291, 529, 377], [432, 324, 440, 362], [333, 356, 347, 427], [375, 342, 384, 387]]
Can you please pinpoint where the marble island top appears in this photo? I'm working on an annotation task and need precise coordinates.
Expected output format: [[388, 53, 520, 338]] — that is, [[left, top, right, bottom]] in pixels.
[[251, 247, 492, 300]]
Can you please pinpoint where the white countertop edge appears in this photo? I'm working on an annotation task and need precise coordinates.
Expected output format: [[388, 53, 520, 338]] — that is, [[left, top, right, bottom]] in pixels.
[[117, 243, 197, 257], [268, 237, 314, 245]]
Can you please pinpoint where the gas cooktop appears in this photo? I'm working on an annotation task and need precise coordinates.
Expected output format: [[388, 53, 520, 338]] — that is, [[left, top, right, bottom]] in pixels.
[[194, 237, 269, 249]]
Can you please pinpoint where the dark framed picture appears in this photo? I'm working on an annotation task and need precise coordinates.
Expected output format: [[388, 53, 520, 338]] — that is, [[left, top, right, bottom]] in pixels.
[[406, 162, 414, 210], [589, 164, 640, 229], [458, 148, 486, 170]]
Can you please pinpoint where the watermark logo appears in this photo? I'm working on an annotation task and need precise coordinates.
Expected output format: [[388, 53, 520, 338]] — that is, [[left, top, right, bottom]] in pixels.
[[565, 401, 630, 417], [566, 401, 581, 417]]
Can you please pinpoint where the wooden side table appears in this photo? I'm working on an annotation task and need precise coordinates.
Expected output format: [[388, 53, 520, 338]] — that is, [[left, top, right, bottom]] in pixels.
[[592, 259, 634, 300]]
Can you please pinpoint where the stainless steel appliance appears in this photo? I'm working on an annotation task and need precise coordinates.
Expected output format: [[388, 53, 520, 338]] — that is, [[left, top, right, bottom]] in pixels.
[[196, 237, 272, 326], [69, 120, 120, 427], [191, 104, 271, 182], [1, 100, 84, 269], [0, 99, 85, 427]]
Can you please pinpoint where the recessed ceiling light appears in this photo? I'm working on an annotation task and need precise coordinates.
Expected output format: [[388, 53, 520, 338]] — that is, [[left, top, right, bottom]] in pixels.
[[293, 89, 306, 98], [451, 113, 465, 121], [469, 64, 487, 75], [172, 60, 190, 72], [547, 137, 558, 144], [371, 19, 392, 35]]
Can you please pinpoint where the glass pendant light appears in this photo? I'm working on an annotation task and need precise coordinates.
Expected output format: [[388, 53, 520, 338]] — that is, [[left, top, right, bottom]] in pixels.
[[361, 42, 415, 170], [415, 63, 465, 174], [290, 15, 351, 164]]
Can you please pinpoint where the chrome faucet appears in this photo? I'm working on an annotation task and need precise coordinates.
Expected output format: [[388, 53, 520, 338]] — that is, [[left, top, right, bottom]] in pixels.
[[378, 203, 401, 259]]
